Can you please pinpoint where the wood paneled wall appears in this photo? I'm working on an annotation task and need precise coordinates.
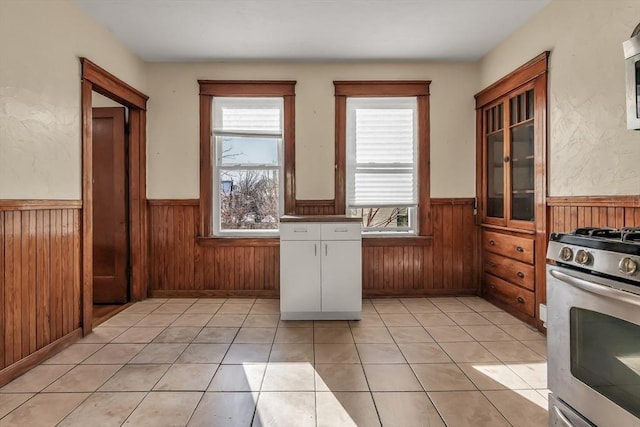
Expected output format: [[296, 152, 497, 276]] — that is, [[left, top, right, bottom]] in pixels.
[[148, 198, 478, 297], [148, 200, 279, 297], [295, 200, 335, 216], [0, 202, 81, 373], [547, 196, 640, 232], [363, 199, 477, 295]]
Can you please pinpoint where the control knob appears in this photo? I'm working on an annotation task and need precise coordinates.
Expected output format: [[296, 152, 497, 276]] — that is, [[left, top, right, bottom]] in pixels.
[[575, 250, 592, 266], [559, 247, 573, 262], [619, 257, 638, 275]]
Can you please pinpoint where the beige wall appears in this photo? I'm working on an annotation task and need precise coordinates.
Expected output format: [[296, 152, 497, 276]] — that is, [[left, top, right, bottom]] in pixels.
[[0, 0, 146, 199], [480, 0, 640, 197], [146, 62, 479, 200]]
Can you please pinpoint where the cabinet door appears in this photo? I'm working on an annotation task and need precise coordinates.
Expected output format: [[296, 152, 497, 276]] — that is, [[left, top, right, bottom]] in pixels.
[[280, 241, 321, 312], [483, 101, 506, 224], [507, 88, 535, 226], [321, 241, 362, 313]]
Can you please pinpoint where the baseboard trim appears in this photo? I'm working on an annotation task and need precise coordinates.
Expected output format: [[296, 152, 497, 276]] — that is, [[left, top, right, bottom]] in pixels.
[[363, 288, 479, 297], [0, 329, 82, 387], [149, 289, 481, 298], [148, 289, 280, 298]]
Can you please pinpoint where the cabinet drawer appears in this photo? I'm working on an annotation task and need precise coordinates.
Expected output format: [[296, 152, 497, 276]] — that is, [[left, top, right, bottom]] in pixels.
[[484, 273, 535, 317], [321, 223, 361, 241], [280, 223, 321, 241], [484, 252, 535, 291], [483, 230, 534, 264]]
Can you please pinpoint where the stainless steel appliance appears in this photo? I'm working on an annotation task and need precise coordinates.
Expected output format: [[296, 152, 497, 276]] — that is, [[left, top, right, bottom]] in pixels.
[[547, 227, 640, 427], [623, 23, 640, 130]]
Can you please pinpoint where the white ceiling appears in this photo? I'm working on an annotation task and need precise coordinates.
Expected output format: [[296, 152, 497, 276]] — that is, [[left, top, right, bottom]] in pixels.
[[74, 0, 549, 62]]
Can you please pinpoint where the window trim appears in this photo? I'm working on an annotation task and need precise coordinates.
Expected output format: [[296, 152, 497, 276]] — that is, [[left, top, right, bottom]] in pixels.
[[199, 80, 296, 237], [334, 81, 432, 236]]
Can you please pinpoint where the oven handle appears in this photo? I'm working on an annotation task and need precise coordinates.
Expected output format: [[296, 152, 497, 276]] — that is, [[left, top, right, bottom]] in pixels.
[[552, 406, 573, 427], [550, 269, 640, 308]]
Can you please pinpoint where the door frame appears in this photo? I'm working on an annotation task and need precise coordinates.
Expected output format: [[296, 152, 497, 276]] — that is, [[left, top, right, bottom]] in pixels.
[[80, 58, 149, 334]]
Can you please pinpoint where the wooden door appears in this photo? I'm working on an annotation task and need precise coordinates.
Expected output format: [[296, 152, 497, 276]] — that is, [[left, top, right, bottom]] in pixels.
[[92, 107, 128, 303]]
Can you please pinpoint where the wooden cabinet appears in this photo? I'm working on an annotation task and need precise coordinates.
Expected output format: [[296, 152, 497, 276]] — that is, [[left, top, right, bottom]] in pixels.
[[475, 52, 549, 330], [280, 218, 362, 320]]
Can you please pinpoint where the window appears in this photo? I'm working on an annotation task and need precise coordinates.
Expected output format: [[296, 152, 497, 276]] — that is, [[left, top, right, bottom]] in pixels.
[[346, 97, 418, 234], [214, 97, 283, 235], [199, 81, 296, 238], [334, 81, 431, 236]]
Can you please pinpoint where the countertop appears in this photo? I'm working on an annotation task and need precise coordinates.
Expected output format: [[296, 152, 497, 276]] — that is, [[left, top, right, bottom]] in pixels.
[[280, 214, 362, 223]]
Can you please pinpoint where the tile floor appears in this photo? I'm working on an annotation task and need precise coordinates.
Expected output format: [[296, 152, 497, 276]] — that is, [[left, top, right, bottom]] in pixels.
[[0, 297, 549, 426]]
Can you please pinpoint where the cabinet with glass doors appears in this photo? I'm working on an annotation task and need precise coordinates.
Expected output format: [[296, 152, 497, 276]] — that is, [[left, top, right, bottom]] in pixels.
[[475, 52, 548, 331]]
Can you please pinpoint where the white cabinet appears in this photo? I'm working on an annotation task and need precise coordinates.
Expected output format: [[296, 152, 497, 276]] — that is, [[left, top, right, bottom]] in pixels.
[[280, 220, 362, 320], [280, 241, 321, 312]]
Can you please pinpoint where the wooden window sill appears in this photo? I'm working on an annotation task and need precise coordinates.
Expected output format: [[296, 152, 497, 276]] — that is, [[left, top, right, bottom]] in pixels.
[[196, 236, 280, 247]]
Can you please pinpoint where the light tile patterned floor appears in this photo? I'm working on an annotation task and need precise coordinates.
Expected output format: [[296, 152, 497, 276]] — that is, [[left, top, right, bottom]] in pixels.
[[0, 297, 549, 426]]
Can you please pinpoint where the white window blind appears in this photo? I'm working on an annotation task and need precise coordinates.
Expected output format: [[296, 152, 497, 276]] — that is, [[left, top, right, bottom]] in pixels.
[[213, 97, 282, 136], [346, 97, 418, 208]]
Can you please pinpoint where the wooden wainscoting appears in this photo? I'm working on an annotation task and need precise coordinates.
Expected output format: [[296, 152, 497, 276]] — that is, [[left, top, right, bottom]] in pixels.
[[547, 196, 640, 232], [363, 198, 478, 296], [148, 200, 279, 297], [0, 201, 82, 385], [295, 200, 336, 215], [148, 198, 479, 298]]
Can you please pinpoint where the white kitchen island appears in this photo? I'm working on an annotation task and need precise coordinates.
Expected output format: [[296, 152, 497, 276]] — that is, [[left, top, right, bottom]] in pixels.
[[279, 215, 362, 320]]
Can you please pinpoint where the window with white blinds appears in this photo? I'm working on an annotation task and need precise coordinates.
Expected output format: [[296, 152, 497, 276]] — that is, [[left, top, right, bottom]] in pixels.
[[212, 97, 284, 236], [346, 97, 418, 207], [346, 97, 418, 233]]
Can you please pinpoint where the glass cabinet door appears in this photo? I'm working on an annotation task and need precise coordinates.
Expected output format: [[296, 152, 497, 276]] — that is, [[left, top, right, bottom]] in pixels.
[[485, 103, 504, 219], [509, 89, 535, 222]]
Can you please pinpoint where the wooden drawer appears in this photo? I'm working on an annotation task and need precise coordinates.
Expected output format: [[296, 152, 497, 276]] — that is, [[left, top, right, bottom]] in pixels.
[[484, 273, 535, 317], [280, 223, 321, 241], [483, 230, 534, 264], [321, 223, 361, 241], [484, 252, 535, 291]]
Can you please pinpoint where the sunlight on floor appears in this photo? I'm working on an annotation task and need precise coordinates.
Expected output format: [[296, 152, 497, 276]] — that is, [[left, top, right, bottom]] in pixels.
[[472, 362, 548, 409], [247, 362, 358, 427]]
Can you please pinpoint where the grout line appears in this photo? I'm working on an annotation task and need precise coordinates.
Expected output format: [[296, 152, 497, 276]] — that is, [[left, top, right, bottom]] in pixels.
[[348, 307, 383, 427], [4, 296, 548, 426]]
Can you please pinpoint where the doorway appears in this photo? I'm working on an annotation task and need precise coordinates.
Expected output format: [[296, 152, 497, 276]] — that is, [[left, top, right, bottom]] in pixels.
[[92, 102, 129, 322], [81, 58, 149, 334]]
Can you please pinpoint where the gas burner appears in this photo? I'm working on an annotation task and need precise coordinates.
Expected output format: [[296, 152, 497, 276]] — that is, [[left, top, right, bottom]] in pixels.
[[566, 227, 640, 242], [621, 227, 640, 241], [590, 228, 622, 239], [573, 227, 603, 236]]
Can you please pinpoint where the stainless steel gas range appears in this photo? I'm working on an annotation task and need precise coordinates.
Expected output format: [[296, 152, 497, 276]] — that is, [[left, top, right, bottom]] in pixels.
[[546, 227, 640, 427]]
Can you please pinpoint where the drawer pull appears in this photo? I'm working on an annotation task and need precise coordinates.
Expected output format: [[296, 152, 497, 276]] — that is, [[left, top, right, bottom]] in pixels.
[[334, 227, 348, 232], [489, 283, 496, 289], [516, 246, 524, 253], [294, 228, 308, 233], [516, 296, 525, 304], [517, 272, 525, 278], [489, 240, 496, 246]]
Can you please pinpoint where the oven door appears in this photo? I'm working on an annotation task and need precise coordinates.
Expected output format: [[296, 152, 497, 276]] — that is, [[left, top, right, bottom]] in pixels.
[[547, 264, 640, 427]]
